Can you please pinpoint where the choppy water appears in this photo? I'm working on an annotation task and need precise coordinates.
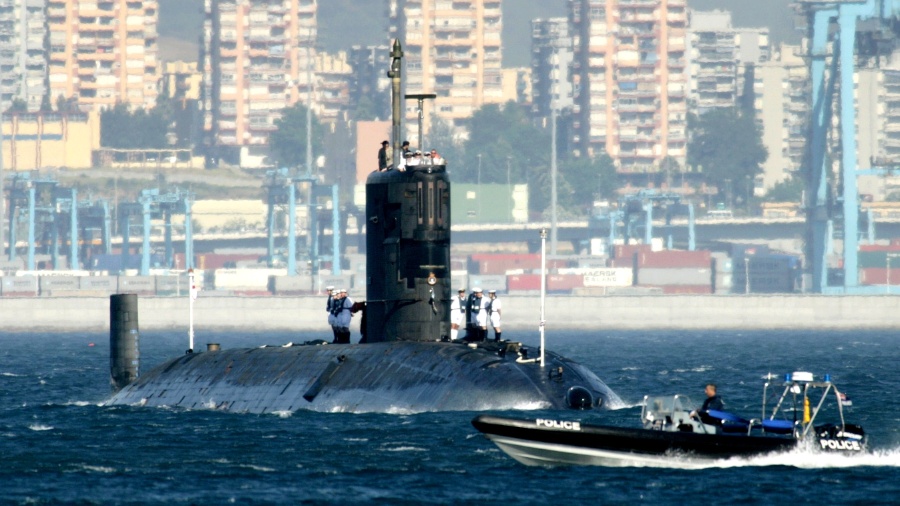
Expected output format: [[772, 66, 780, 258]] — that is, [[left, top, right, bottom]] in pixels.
[[1, 328, 898, 504]]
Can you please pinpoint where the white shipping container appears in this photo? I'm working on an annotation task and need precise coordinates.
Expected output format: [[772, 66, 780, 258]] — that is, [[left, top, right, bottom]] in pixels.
[[638, 268, 711, 286], [214, 269, 286, 290], [583, 268, 633, 287]]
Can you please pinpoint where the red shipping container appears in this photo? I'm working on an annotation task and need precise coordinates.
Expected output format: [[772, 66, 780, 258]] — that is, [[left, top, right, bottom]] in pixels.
[[613, 244, 652, 260], [859, 268, 900, 285], [860, 244, 900, 252], [658, 285, 713, 294], [507, 274, 542, 291], [196, 253, 259, 270], [547, 274, 584, 291], [608, 257, 634, 268], [638, 250, 712, 269]]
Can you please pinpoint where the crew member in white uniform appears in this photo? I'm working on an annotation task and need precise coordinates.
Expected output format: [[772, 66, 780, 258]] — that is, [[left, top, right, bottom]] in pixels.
[[449, 288, 466, 340], [487, 289, 502, 342], [337, 289, 354, 344]]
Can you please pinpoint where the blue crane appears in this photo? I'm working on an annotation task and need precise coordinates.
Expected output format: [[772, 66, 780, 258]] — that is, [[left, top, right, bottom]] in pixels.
[[799, 0, 900, 293]]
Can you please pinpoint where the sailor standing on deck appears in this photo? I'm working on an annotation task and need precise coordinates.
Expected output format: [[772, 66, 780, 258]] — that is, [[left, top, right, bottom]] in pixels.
[[336, 289, 354, 344], [467, 288, 487, 342], [449, 288, 466, 340], [487, 289, 502, 342], [325, 286, 338, 341]]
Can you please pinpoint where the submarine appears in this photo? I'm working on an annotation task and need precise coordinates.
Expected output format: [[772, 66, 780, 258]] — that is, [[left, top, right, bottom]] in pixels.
[[103, 40, 622, 414]]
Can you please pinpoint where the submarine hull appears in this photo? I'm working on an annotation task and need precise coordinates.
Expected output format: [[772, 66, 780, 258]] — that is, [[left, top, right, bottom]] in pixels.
[[104, 342, 622, 414]]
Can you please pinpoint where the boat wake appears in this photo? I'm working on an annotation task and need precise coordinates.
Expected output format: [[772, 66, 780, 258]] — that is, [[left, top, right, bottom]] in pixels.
[[618, 445, 900, 470]]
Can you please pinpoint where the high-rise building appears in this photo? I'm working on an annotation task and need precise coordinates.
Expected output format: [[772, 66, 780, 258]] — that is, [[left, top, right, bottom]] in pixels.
[[0, 0, 47, 112], [46, 0, 159, 112], [530, 17, 574, 118], [754, 43, 809, 192], [347, 45, 391, 121], [569, 0, 689, 174], [687, 10, 769, 115], [202, 0, 317, 168], [389, 0, 503, 136]]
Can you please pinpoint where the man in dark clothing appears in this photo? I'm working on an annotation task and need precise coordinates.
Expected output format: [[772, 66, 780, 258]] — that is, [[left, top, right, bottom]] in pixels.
[[401, 140, 411, 158], [697, 383, 724, 413], [377, 140, 389, 171]]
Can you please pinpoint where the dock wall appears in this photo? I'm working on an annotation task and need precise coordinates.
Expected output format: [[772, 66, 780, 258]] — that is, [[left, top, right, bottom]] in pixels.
[[2, 295, 898, 332]]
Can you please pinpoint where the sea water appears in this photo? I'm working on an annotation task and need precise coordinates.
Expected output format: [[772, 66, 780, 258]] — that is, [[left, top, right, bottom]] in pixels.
[[1, 329, 898, 504]]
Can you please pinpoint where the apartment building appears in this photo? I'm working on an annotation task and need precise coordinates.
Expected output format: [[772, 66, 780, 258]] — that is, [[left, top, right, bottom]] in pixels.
[[530, 17, 574, 118], [201, 0, 317, 168], [315, 51, 352, 125], [856, 50, 900, 199], [688, 10, 769, 115], [347, 45, 391, 121], [389, 0, 503, 137], [569, 0, 689, 174], [46, 0, 159, 112], [754, 44, 809, 192], [0, 0, 47, 112]]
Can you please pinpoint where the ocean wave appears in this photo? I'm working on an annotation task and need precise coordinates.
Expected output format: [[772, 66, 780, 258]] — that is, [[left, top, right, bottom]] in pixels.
[[28, 424, 54, 431], [1, 372, 23, 377]]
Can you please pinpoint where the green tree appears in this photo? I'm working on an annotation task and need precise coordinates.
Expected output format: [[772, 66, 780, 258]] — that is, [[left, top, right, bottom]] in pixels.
[[688, 108, 767, 209], [424, 116, 462, 167], [559, 152, 618, 212], [764, 175, 804, 202], [100, 103, 168, 149], [270, 103, 324, 170]]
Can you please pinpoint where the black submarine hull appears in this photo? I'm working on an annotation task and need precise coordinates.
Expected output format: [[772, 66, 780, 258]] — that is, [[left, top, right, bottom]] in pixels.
[[104, 341, 623, 414]]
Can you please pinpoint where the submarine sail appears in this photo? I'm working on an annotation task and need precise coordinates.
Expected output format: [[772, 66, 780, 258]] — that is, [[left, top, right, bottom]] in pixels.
[[103, 39, 622, 414]]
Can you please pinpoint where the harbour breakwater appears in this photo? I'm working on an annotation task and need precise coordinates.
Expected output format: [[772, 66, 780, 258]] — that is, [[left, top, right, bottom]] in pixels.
[[2, 294, 898, 332]]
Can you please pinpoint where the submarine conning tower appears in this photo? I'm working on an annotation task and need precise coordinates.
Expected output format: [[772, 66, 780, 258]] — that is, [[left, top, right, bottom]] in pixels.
[[364, 39, 451, 343], [365, 165, 451, 342]]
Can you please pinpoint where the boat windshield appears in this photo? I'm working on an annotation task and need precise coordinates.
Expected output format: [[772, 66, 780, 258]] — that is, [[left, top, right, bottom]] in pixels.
[[642, 395, 696, 429]]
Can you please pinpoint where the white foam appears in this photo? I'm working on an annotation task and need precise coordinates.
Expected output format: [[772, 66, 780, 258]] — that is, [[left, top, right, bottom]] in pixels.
[[28, 424, 53, 431], [1, 372, 23, 377], [385, 446, 427, 452], [270, 410, 292, 418]]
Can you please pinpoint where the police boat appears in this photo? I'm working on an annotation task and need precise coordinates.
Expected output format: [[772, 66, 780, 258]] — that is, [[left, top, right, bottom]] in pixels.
[[472, 372, 865, 467], [102, 40, 622, 415]]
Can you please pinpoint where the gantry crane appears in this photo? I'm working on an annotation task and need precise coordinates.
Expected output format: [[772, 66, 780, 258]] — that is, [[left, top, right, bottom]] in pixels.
[[798, 0, 900, 293]]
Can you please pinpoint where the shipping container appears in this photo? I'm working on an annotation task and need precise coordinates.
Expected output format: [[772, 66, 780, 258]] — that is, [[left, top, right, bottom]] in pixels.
[[469, 254, 569, 275], [638, 267, 712, 286], [156, 275, 193, 296], [271, 275, 315, 294], [858, 250, 900, 269], [196, 253, 261, 270], [79, 276, 117, 293], [859, 268, 900, 285], [582, 268, 633, 287], [638, 250, 711, 269], [1, 276, 38, 296], [38, 276, 81, 295], [118, 276, 156, 295], [506, 274, 541, 292], [613, 244, 652, 260], [658, 285, 714, 295], [547, 274, 584, 291], [469, 274, 507, 293], [214, 269, 286, 290]]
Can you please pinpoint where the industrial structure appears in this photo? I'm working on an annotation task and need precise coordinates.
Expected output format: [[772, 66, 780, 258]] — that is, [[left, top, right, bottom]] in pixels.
[[799, 0, 900, 293]]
